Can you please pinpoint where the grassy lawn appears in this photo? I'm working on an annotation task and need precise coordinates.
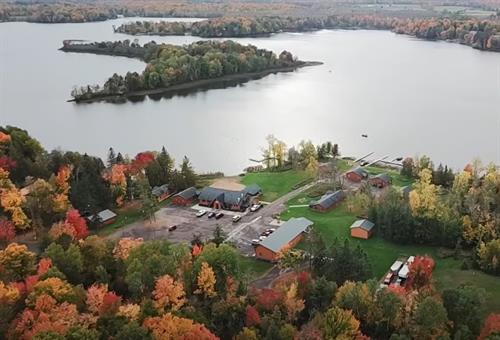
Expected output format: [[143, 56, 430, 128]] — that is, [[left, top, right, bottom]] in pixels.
[[280, 203, 500, 314], [241, 170, 313, 202], [365, 165, 413, 187], [239, 255, 273, 278]]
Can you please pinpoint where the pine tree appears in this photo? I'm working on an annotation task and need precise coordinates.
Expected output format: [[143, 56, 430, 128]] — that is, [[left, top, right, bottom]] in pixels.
[[107, 148, 116, 168], [180, 156, 196, 188]]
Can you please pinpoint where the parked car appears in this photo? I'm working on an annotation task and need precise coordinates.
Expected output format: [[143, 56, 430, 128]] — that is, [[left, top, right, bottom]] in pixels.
[[360, 160, 369, 166], [266, 228, 276, 233], [251, 239, 260, 246], [259, 235, 267, 241], [207, 211, 216, 218], [196, 210, 207, 217], [250, 204, 262, 212], [232, 215, 241, 223], [215, 212, 224, 219], [168, 225, 177, 232], [261, 230, 272, 237]]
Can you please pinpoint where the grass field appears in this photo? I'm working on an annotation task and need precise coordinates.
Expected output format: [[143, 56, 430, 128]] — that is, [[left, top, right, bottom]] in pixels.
[[280, 203, 500, 315], [364, 165, 413, 187], [239, 255, 273, 278], [241, 170, 313, 202]]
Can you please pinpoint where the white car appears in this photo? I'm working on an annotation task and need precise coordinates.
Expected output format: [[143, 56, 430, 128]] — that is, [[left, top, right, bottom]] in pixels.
[[232, 215, 241, 223], [196, 210, 207, 217], [250, 204, 262, 212], [259, 235, 267, 241], [251, 239, 260, 246]]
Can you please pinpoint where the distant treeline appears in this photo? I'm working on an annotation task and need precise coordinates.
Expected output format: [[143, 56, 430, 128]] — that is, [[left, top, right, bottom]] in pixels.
[[2, 0, 500, 24], [115, 15, 500, 51], [64, 40, 306, 101]]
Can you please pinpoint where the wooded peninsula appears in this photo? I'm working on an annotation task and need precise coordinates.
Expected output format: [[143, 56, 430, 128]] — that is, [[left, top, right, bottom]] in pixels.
[[61, 40, 320, 103], [115, 16, 500, 52]]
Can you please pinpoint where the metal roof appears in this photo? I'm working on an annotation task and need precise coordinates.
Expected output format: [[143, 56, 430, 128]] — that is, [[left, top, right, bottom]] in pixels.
[[350, 219, 375, 231], [97, 209, 117, 222], [259, 217, 313, 253], [243, 184, 262, 196], [175, 187, 197, 199], [350, 167, 368, 177], [198, 187, 247, 205], [152, 184, 170, 197], [309, 190, 344, 209]]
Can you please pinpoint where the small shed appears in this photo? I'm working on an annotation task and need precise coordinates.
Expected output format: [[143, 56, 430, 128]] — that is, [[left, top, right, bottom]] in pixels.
[[89, 209, 117, 226], [151, 184, 171, 202], [309, 190, 345, 212], [369, 173, 392, 188], [345, 167, 369, 182], [350, 219, 375, 239], [172, 187, 198, 206], [255, 217, 313, 262]]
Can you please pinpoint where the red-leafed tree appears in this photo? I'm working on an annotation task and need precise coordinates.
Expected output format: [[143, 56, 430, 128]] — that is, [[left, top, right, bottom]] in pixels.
[[65, 209, 89, 239], [130, 152, 155, 173], [0, 220, 16, 245], [0, 156, 16, 171], [406, 256, 435, 291], [245, 305, 261, 327], [101, 292, 121, 315], [479, 314, 500, 340], [255, 288, 282, 312]]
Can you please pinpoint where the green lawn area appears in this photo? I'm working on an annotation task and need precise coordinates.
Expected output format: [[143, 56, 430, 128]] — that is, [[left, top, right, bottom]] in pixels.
[[239, 255, 273, 278], [280, 203, 500, 315], [365, 165, 413, 187], [241, 170, 313, 202]]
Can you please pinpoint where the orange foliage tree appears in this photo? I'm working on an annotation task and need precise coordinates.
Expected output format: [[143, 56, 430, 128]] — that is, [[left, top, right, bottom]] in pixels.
[[9, 294, 79, 339], [52, 165, 71, 213], [0, 169, 29, 229], [113, 237, 144, 260], [143, 313, 219, 340], [153, 274, 186, 312], [103, 164, 128, 206], [194, 262, 216, 298]]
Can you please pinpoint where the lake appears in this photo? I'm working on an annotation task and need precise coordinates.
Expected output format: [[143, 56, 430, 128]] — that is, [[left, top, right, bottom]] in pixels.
[[1, 18, 499, 175]]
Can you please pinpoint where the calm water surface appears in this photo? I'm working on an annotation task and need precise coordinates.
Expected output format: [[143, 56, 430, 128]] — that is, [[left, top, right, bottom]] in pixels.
[[1, 18, 499, 174]]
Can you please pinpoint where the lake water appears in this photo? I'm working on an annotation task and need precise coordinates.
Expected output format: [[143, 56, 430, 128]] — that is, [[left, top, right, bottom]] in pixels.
[[1, 17, 499, 174]]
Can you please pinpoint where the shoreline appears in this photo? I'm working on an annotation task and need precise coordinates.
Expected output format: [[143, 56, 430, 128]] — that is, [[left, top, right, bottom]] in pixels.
[[68, 61, 323, 103]]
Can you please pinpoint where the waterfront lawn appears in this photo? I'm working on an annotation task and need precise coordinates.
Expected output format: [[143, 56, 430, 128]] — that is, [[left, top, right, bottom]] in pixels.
[[241, 170, 313, 202], [365, 165, 413, 187], [280, 203, 500, 314]]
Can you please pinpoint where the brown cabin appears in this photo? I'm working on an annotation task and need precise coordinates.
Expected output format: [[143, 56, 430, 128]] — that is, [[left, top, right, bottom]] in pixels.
[[345, 167, 369, 183], [172, 187, 198, 206]]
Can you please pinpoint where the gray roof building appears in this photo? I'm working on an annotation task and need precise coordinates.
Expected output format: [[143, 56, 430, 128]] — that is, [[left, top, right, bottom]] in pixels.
[[198, 185, 258, 208], [94, 209, 117, 223], [259, 217, 313, 253], [351, 167, 369, 178], [350, 219, 375, 231], [309, 190, 345, 209], [244, 184, 262, 196], [175, 187, 198, 200], [152, 184, 170, 197]]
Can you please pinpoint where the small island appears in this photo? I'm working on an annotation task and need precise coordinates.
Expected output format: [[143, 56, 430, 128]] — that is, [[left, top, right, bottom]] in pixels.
[[61, 40, 322, 103], [115, 16, 500, 52]]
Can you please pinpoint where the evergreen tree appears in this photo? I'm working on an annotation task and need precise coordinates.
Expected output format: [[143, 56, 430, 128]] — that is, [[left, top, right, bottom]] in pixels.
[[180, 156, 197, 188], [107, 147, 117, 168]]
